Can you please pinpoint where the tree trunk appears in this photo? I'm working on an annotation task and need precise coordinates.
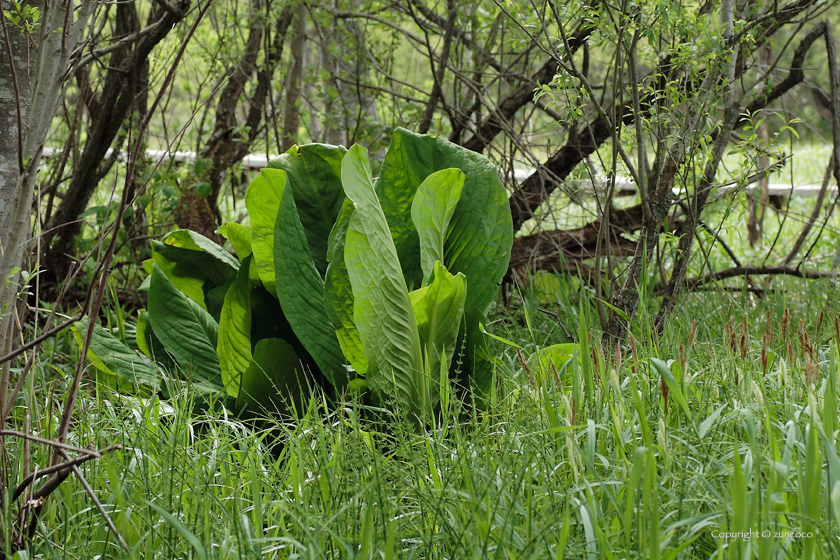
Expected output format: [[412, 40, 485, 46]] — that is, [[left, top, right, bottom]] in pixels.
[[43, 1, 188, 280], [0, 0, 93, 525], [0, 0, 92, 351], [282, 2, 306, 152]]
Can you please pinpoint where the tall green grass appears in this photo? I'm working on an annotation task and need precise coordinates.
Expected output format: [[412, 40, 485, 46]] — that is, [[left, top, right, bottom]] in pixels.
[[5, 278, 840, 559]]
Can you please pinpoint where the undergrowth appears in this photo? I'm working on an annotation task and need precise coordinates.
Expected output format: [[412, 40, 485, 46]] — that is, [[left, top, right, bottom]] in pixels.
[[6, 277, 840, 559]]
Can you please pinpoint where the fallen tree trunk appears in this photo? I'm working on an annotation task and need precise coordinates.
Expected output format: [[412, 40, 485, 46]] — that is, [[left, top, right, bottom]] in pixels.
[[509, 205, 643, 270]]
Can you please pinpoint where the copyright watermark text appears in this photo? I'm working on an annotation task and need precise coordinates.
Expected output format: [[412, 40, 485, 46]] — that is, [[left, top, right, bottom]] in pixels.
[[711, 529, 813, 542]]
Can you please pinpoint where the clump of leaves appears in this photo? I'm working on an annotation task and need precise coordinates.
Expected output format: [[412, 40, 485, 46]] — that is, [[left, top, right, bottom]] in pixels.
[[76, 128, 513, 423]]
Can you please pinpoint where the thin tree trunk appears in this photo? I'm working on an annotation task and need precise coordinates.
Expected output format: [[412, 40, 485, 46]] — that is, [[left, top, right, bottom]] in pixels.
[[282, 2, 306, 152], [416, 0, 455, 134], [43, 1, 188, 280], [0, 0, 93, 518], [0, 3, 34, 345], [749, 45, 773, 246], [0, 0, 92, 354], [603, 0, 737, 348]]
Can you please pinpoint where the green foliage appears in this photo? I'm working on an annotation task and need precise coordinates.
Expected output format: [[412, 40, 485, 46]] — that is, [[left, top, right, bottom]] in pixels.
[[236, 337, 310, 414], [76, 130, 513, 420], [410, 261, 467, 406], [244, 169, 285, 297], [148, 263, 223, 390], [341, 144, 425, 415], [3, 0, 39, 33], [217, 256, 255, 398], [71, 316, 159, 392], [271, 160, 347, 390], [24, 288, 840, 558]]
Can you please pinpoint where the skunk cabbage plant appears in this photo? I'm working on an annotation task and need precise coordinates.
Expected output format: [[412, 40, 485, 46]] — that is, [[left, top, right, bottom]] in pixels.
[[76, 128, 513, 421]]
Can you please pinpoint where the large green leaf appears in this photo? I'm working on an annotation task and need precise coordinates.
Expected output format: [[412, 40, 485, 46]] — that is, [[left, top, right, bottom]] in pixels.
[[73, 316, 159, 392], [410, 169, 464, 286], [530, 343, 582, 389], [155, 229, 239, 285], [267, 143, 347, 276], [248, 287, 298, 352], [377, 127, 513, 312], [145, 230, 239, 313], [245, 168, 286, 296], [217, 255, 255, 398], [218, 222, 253, 259], [236, 338, 311, 415], [341, 145, 424, 415], [148, 263, 223, 388], [205, 278, 235, 322], [324, 199, 367, 375], [147, 251, 207, 310], [273, 171, 348, 390], [409, 261, 467, 404]]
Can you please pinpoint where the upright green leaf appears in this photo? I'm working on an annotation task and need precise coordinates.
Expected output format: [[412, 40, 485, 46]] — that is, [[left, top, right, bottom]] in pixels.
[[249, 286, 301, 354], [410, 169, 464, 285], [534, 344, 582, 377], [377, 128, 513, 312], [148, 263, 223, 388], [217, 256, 255, 398], [268, 143, 347, 276], [236, 338, 311, 415], [324, 199, 368, 375], [245, 169, 286, 296], [204, 278, 235, 322], [273, 173, 348, 390], [342, 145, 424, 415], [409, 261, 467, 404]]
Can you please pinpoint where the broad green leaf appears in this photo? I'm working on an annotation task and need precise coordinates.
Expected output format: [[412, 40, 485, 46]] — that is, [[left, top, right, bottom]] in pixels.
[[342, 145, 424, 414], [324, 199, 367, 375], [73, 316, 159, 391], [273, 173, 348, 389], [377, 128, 513, 312], [147, 230, 238, 315], [136, 311, 151, 357], [218, 222, 253, 259], [651, 358, 693, 423], [156, 229, 238, 285], [267, 143, 347, 276], [149, 263, 223, 388], [204, 277, 234, 322], [150, 249, 207, 310], [248, 286, 309, 367], [245, 169, 286, 296], [410, 169, 464, 285], [236, 338, 310, 415], [409, 261, 466, 404], [217, 255, 255, 398]]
